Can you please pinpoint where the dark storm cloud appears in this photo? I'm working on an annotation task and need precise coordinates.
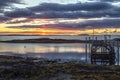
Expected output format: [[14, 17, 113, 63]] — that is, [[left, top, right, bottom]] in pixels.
[[7, 19, 120, 29], [0, 0, 22, 7], [4, 7, 120, 19], [4, 1, 120, 19], [0, 0, 23, 11], [0, 0, 24, 22], [0, 16, 10, 22], [29, 2, 113, 12], [5, 9, 34, 18], [31, 9, 120, 19], [28, 2, 120, 19]]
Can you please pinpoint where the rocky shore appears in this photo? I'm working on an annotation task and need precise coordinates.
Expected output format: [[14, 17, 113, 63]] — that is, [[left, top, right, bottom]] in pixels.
[[0, 55, 120, 80]]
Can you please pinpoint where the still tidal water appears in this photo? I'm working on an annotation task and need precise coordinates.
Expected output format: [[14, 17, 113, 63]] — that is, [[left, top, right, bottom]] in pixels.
[[0, 43, 88, 61], [0, 35, 119, 62]]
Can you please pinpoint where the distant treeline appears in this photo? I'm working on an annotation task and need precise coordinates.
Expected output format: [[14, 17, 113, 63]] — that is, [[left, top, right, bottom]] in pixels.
[[0, 38, 103, 43]]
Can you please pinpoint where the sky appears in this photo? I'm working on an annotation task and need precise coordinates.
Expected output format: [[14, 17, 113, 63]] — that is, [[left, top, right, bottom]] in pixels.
[[0, 0, 120, 35]]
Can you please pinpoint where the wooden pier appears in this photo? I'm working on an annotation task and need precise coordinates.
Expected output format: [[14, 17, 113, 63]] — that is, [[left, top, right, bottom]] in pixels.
[[91, 41, 115, 65], [85, 35, 118, 65]]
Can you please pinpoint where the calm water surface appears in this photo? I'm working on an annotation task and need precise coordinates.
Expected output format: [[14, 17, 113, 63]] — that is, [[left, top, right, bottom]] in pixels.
[[0, 35, 119, 61], [0, 42, 89, 61]]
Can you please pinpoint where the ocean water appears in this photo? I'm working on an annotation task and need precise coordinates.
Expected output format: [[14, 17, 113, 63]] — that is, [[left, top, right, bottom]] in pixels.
[[0, 35, 120, 62], [0, 42, 89, 61]]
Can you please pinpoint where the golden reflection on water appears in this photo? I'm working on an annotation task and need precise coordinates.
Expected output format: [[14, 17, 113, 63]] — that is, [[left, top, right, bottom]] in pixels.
[[34, 46, 85, 53], [0, 43, 86, 54]]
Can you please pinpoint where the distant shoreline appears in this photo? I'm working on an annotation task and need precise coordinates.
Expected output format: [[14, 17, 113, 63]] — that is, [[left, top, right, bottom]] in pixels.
[[0, 38, 94, 43]]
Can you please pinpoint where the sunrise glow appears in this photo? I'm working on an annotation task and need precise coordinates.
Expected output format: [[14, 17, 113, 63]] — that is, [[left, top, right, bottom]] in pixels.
[[0, 0, 120, 35]]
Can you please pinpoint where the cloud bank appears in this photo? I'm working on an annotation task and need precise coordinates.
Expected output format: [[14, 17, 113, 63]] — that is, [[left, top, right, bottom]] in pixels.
[[0, 0, 120, 34]]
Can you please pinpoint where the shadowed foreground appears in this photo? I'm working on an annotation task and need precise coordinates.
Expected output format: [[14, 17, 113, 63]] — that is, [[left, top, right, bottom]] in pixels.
[[0, 55, 120, 80]]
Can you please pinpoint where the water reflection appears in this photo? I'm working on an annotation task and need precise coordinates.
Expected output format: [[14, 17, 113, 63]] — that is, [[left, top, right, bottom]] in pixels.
[[0, 43, 85, 54], [0, 43, 88, 60]]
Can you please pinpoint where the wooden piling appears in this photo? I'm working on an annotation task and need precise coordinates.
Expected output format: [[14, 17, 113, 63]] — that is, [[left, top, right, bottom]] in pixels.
[[85, 37, 88, 63]]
